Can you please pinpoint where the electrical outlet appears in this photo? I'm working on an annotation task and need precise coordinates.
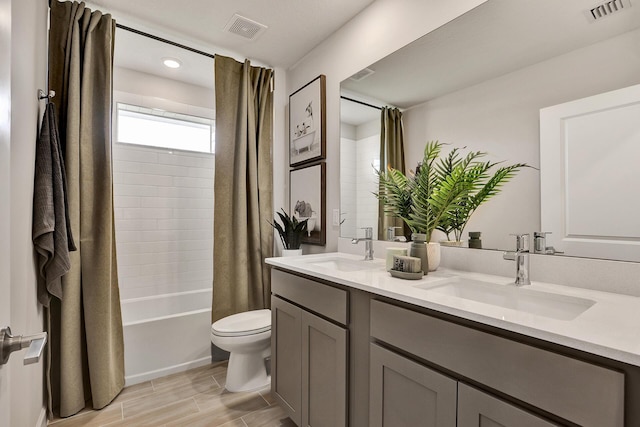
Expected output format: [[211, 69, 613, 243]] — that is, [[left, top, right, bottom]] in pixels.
[[332, 209, 340, 226]]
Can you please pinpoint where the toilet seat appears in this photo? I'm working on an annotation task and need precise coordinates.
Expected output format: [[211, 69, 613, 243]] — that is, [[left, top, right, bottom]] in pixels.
[[211, 309, 271, 337]]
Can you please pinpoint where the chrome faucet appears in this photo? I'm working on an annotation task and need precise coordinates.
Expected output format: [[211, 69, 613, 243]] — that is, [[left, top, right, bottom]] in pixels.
[[352, 227, 374, 260], [386, 226, 406, 242], [503, 233, 531, 286], [533, 231, 561, 255]]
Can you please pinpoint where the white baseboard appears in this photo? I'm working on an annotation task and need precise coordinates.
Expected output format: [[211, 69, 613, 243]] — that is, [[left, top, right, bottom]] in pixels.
[[36, 406, 47, 427], [124, 356, 212, 387]]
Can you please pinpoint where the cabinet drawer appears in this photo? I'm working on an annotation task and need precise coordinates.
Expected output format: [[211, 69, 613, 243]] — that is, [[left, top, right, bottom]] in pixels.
[[370, 299, 624, 427], [272, 269, 348, 325]]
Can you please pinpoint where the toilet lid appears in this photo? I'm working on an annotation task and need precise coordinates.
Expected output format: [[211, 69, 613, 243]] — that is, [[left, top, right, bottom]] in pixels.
[[211, 309, 271, 337]]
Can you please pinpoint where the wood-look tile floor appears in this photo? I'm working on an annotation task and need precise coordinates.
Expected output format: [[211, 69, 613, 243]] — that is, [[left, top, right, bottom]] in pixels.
[[48, 362, 296, 427]]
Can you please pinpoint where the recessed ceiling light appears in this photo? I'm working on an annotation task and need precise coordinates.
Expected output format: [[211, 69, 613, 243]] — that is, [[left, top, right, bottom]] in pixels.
[[162, 58, 181, 69]]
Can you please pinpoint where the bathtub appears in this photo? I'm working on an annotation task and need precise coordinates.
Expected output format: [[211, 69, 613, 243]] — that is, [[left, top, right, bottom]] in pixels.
[[121, 288, 213, 386]]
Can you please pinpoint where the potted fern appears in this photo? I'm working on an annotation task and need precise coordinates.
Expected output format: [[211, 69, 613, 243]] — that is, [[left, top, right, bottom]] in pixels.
[[376, 141, 528, 268], [269, 209, 308, 256]]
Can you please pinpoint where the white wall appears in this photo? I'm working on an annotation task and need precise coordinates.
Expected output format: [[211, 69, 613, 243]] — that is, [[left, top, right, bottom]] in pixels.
[[114, 67, 214, 111], [113, 69, 215, 300], [340, 119, 380, 238], [339, 131, 357, 237], [0, 1, 11, 425], [9, 0, 48, 426], [402, 27, 640, 250], [284, 0, 488, 252], [355, 121, 380, 236]]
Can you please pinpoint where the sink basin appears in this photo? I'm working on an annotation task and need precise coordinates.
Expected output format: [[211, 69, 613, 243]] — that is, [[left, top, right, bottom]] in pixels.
[[308, 257, 376, 272], [416, 278, 595, 321]]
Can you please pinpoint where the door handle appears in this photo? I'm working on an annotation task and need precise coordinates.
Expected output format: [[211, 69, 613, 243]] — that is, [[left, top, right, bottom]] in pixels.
[[0, 326, 48, 365]]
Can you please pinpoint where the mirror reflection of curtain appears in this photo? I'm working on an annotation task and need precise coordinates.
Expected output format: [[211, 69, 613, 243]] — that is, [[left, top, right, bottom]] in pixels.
[[212, 55, 274, 322], [47, 0, 124, 417], [378, 107, 408, 240]]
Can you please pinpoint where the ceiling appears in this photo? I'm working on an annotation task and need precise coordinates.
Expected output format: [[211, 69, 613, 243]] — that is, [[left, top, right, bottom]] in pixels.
[[90, 0, 375, 69], [340, 95, 381, 127], [341, 0, 640, 110], [113, 29, 216, 89]]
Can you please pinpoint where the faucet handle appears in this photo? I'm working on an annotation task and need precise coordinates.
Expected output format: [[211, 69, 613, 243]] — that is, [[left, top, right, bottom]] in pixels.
[[533, 231, 552, 253], [386, 226, 402, 241], [534, 231, 551, 238], [361, 227, 373, 239], [509, 233, 529, 251]]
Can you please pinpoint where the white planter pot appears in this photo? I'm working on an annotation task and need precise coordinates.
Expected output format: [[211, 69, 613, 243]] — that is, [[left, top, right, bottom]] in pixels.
[[427, 242, 441, 271], [282, 249, 303, 257], [440, 240, 465, 247]]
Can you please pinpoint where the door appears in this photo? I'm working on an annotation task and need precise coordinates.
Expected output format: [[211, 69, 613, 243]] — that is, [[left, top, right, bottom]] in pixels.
[[369, 343, 457, 427], [301, 310, 347, 427], [0, 0, 12, 424], [540, 83, 640, 261], [271, 296, 302, 426], [457, 383, 559, 427]]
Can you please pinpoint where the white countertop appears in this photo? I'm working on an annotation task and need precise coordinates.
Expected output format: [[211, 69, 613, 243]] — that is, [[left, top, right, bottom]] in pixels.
[[266, 252, 640, 367]]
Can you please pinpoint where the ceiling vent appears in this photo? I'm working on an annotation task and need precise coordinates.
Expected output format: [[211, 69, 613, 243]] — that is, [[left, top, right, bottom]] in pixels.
[[587, 0, 631, 21], [224, 14, 268, 41], [349, 68, 375, 82]]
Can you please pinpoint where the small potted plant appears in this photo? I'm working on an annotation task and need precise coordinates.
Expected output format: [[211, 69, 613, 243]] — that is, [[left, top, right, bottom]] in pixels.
[[269, 209, 308, 256]]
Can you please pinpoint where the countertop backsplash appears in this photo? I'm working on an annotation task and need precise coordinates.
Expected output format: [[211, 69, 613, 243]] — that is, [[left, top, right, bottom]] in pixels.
[[338, 238, 640, 298]]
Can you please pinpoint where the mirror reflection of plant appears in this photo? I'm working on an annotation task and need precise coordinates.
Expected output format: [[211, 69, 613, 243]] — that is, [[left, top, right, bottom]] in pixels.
[[435, 147, 528, 242], [376, 141, 472, 242], [375, 141, 528, 242], [269, 209, 308, 250]]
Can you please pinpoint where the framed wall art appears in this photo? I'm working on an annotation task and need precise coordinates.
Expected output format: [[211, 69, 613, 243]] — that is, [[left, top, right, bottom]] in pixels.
[[289, 75, 326, 167], [290, 162, 326, 245]]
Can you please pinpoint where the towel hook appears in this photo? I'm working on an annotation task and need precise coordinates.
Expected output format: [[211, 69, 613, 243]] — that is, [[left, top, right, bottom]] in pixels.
[[38, 89, 55, 100]]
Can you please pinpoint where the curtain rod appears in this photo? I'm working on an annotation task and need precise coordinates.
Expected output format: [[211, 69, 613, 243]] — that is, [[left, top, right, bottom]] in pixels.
[[340, 96, 382, 111], [115, 23, 216, 59], [115, 23, 275, 91]]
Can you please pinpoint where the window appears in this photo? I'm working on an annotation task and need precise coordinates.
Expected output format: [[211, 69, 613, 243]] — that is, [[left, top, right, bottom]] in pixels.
[[116, 103, 214, 153]]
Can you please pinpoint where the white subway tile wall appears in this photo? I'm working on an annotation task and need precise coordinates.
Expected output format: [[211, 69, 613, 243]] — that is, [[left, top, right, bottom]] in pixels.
[[355, 134, 380, 238], [113, 144, 214, 300], [340, 130, 380, 239], [340, 137, 357, 237]]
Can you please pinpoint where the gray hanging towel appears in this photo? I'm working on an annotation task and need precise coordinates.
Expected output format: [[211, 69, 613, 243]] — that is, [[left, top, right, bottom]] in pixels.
[[33, 102, 76, 307]]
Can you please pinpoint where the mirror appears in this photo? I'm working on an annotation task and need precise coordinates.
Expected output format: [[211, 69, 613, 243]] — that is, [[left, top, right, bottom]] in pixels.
[[340, 0, 640, 261]]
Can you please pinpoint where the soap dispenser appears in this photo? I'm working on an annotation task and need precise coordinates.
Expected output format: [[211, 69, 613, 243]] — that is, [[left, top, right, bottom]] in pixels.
[[409, 233, 429, 276]]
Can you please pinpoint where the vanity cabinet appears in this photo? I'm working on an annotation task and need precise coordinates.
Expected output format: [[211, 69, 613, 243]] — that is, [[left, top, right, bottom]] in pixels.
[[370, 343, 556, 427], [457, 383, 557, 427], [269, 265, 637, 426], [271, 269, 348, 427], [370, 299, 625, 427], [369, 343, 457, 426]]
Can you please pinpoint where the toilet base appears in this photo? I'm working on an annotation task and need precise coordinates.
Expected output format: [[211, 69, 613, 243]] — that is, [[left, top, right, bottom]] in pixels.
[[225, 347, 271, 392]]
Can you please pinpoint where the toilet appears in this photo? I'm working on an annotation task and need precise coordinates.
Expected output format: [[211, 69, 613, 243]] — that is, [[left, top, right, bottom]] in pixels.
[[211, 309, 271, 392]]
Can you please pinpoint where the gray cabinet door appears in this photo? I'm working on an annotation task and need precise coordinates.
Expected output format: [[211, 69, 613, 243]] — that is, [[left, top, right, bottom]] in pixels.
[[457, 383, 559, 427], [369, 343, 457, 427], [301, 310, 348, 427], [271, 296, 302, 426]]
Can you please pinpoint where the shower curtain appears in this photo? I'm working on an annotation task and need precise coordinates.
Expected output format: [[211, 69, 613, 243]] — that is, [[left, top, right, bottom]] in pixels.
[[47, 0, 124, 417], [212, 55, 274, 322], [378, 107, 408, 240]]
